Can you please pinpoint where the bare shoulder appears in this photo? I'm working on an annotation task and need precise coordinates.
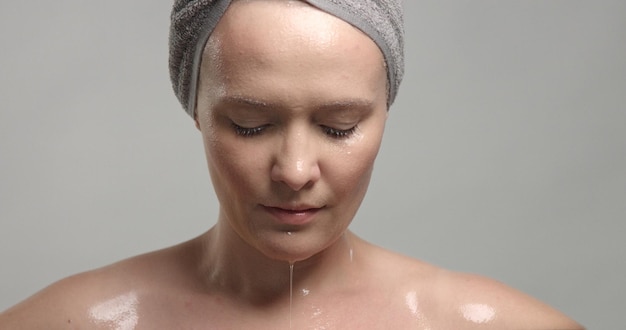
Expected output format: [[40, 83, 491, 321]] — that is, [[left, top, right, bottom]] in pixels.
[[0, 240, 199, 329], [0, 267, 115, 328], [356, 241, 584, 329], [431, 270, 584, 329]]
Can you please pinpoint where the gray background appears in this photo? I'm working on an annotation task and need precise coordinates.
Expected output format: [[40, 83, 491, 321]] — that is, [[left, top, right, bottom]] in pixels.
[[1, 1, 624, 328]]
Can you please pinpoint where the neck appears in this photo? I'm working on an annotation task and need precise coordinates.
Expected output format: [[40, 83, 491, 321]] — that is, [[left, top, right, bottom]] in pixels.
[[198, 217, 359, 305]]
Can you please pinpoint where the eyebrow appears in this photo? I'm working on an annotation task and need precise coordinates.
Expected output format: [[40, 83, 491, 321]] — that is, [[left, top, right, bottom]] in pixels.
[[315, 100, 376, 113], [220, 96, 271, 109], [219, 95, 375, 113]]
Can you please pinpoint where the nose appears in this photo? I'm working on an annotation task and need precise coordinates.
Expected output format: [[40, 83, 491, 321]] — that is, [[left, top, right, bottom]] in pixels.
[[270, 128, 321, 191]]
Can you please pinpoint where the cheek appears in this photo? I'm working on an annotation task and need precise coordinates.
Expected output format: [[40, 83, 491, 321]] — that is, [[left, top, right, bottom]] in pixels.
[[327, 132, 383, 199], [205, 133, 268, 198]]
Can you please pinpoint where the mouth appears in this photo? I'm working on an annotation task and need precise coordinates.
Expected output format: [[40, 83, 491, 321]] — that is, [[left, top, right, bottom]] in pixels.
[[261, 204, 324, 226]]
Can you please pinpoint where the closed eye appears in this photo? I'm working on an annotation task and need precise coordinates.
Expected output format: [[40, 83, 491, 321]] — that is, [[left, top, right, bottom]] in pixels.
[[232, 122, 357, 139], [231, 123, 267, 137], [321, 125, 358, 139]]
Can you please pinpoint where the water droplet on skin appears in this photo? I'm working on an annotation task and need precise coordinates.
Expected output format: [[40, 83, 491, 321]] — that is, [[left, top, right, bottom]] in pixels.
[[405, 291, 420, 317], [296, 160, 304, 173], [460, 303, 496, 324], [312, 307, 323, 317], [345, 233, 354, 262], [88, 292, 139, 330]]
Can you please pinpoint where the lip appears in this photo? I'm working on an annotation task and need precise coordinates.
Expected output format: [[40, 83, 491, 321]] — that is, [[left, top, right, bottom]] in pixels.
[[262, 205, 323, 226]]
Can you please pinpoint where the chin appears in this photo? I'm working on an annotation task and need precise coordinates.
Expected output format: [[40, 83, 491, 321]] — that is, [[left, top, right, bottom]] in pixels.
[[254, 230, 339, 264]]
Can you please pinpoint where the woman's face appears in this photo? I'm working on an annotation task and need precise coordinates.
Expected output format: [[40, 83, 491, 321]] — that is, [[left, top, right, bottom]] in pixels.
[[195, 1, 388, 262]]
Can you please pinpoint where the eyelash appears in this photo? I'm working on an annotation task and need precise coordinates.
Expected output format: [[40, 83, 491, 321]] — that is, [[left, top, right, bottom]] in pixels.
[[232, 123, 266, 137], [322, 125, 358, 139], [231, 123, 357, 139]]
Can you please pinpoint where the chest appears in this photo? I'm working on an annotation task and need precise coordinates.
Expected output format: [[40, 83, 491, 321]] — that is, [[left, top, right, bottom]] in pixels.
[[130, 291, 433, 330]]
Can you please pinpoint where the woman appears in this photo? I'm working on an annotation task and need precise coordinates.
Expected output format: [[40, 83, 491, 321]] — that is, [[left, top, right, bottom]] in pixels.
[[0, 0, 583, 329]]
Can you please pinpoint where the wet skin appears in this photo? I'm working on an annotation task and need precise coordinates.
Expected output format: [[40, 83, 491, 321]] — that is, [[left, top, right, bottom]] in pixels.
[[0, 1, 583, 329], [0, 233, 582, 329]]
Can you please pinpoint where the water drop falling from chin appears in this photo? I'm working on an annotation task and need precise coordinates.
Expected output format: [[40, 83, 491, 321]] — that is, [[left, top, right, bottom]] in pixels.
[[289, 262, 294, 329]]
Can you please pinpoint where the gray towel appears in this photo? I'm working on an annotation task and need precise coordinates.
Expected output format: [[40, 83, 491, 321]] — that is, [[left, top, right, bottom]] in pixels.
[[169, 0, 404, 118]]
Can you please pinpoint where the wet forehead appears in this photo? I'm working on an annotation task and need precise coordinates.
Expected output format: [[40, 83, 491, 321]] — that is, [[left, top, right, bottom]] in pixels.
[[198, 0, 388, 111]]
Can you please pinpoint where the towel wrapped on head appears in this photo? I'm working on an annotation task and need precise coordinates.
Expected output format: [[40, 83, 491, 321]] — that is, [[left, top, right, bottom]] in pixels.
[[169, 0, 404, 118]]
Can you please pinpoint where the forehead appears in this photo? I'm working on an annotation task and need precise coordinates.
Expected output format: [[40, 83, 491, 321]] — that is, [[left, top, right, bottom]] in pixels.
[[199, 0, 387, 106]]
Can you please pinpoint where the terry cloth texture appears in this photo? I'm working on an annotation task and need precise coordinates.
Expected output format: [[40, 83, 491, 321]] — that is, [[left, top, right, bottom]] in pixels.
[[169, 0, 404, 118]]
